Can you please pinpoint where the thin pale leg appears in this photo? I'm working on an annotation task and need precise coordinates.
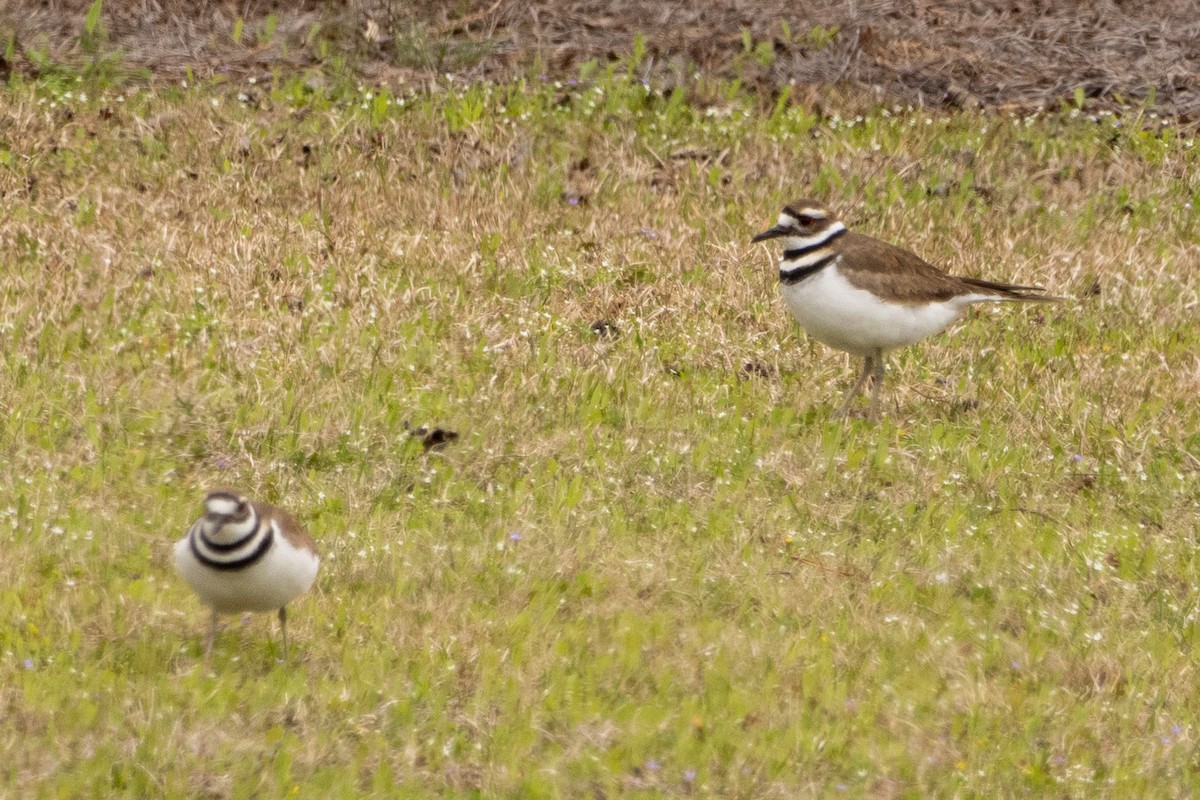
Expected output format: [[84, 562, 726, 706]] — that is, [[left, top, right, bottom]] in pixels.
[[205, 609, 218, 662], [835, 356, 875, 418], [278, 607, 289, 661], [866, 350, 886, 421]]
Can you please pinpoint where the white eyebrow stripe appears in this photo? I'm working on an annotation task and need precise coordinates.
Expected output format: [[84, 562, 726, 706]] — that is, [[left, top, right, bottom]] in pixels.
[[777, 221, 846, 250], [205, 496, 241, 516]]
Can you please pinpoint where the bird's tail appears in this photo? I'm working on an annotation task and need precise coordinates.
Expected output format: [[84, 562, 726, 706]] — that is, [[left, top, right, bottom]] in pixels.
[[961, 276, 1064, 302]]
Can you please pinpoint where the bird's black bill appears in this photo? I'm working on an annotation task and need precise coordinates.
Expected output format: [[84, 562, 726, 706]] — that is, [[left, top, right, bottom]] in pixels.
[[751, 225, 788, 243]]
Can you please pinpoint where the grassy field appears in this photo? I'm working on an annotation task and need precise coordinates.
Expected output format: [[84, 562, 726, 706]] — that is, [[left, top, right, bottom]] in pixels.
[[1, 59, 1199, 798]]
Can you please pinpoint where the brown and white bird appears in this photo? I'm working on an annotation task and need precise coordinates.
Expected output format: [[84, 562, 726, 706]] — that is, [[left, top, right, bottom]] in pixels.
[[175, 490, 319, 660], [752, 199, 1058, 419]]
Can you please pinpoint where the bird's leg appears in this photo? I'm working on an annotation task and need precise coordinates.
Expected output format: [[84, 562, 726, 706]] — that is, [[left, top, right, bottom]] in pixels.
[[278, 607, 289, 662], [205, 609, 218, 663], [866, 350, 886, 421], [835, 356, 875, 418]]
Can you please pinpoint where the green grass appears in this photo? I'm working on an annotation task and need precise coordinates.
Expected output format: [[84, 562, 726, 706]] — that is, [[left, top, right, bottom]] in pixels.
[[1, 63, 1198, 798]]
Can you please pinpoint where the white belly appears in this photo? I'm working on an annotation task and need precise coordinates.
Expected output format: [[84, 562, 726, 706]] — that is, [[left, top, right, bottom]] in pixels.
[[781, 266, 979, 356], [174, 535, 319, 614]]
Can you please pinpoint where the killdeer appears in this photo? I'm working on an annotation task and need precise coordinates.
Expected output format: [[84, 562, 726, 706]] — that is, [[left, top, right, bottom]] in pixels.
[[752, 198, 1058, 419], [175, 490, 320, 660]]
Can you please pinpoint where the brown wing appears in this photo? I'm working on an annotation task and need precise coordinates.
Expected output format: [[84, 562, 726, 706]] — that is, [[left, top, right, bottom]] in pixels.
[[255, 500, 319, 556], [836, 232, 973, 304], [837, 232, 1059, 304]]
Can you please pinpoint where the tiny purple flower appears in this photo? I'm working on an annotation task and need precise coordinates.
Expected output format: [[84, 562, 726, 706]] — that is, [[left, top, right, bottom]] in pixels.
[[836, 783, 848, 792], [567, 79, 578, 87], [22, 658, 34, 670], [1070, 454, 1084, 463], [645, 759, 661, 772], [509, 532, 522, 542], [1172, 725, 1184, 735], [638, 228, 658, 238], [683, 769, 696, 783], [568, 196, 580, 206]]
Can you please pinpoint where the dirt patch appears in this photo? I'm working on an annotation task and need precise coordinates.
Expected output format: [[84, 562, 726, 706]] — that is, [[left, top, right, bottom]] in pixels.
[[4, 1, 1199, 118]]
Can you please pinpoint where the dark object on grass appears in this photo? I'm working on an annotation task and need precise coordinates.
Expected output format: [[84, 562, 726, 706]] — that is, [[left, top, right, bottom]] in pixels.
[[590, 320, 619, 339], [740, 361, 775, 380], [410, 426, 459, 451]]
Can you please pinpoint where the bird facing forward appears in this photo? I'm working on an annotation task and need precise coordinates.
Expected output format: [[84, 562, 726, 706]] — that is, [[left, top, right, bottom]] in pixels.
[[175, 490, 319, 660]]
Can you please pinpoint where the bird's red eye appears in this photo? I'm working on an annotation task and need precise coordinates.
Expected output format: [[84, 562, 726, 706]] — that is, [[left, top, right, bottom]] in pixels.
[[797, 215, 815, 226]]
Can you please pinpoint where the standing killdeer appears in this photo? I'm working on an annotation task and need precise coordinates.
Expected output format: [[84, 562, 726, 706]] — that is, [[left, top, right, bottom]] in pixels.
[[752, 198, 1059, 419], [175, 490, 320, 660]]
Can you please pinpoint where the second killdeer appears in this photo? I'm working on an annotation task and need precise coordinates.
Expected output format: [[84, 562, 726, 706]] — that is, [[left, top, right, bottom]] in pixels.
[[752, 198, 1059, 419], [175, 490, 320, 660]]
